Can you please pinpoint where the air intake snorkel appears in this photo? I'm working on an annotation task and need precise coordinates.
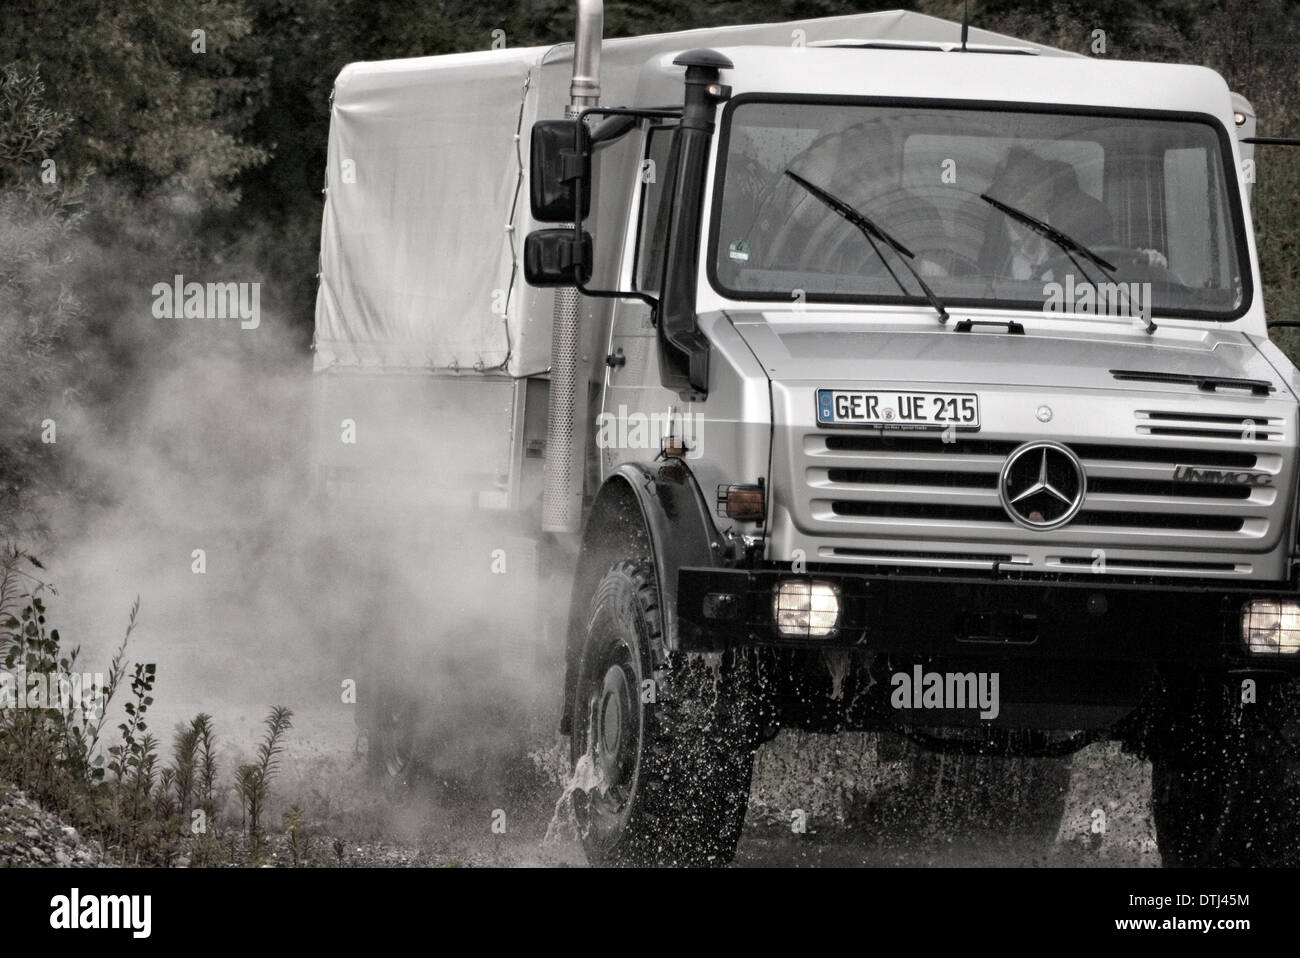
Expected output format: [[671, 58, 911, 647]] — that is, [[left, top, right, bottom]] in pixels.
[[657, 49, 733, 398]]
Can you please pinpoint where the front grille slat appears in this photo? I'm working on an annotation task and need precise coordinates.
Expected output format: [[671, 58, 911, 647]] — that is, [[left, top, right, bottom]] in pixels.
[[806, 445, 1007, 474], [822, 433, 1262, 467], [1083, 493, 1268, 514], [821, 467, 995, 488], [1143, 426, 1271, 440], [1089, 477, 1254, 499], [816, 485, 1003, 506], [1136, 409, 1284, 442], [824, 498, 1247, 532], [1084, 460, 1253, 482]]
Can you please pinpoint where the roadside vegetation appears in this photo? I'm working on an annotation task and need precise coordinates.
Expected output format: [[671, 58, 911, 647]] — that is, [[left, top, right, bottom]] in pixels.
[[0, 546, 303, 865]]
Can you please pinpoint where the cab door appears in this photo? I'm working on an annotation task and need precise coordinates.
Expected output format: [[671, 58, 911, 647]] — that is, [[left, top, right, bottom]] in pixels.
[[600, 122, 684, 476]]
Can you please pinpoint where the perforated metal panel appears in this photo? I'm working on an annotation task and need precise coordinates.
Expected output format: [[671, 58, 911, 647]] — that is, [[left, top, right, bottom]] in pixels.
[[543, 286, 583, 532], [541, 99, 589, 534]]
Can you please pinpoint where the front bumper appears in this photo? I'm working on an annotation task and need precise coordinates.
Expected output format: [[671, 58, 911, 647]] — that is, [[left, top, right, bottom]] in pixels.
[[677, 564, 1300, 669]]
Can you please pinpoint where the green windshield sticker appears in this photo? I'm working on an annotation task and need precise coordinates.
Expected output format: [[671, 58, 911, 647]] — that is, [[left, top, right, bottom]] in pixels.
[[728, 239, 751, 263]]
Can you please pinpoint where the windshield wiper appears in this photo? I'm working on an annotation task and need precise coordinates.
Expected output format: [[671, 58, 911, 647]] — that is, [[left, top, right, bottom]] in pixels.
[[784, 170, 949, 324], [979, 192, 1115, 278], [979, 192, 1156, 335]]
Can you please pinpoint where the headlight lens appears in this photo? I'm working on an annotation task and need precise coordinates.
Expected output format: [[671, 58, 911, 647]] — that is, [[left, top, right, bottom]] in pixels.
[[773, 580, 840, 638], [1240, 599, 1300, 654]]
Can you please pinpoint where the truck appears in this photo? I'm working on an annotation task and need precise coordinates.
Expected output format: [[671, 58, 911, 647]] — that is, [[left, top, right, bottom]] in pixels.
[[312, 4, 1300, 866]]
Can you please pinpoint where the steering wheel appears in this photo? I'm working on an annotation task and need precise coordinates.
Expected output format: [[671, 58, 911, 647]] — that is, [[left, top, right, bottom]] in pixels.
[[822, 242, 982, 282], [763, 186, 979, 281], [1036, 246, 1176, 283], [914, 248, 983, 279], [1032, 247, 1194, 322]]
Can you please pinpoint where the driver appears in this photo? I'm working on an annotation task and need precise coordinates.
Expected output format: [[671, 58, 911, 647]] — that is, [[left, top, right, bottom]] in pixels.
[[979, 148, 1166, 280]]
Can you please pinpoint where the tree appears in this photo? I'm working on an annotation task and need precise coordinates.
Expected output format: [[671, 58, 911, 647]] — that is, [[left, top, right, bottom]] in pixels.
[[0, 65, 84, 537]]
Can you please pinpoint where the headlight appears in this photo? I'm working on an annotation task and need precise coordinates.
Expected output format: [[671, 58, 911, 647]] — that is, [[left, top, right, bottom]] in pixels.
[[1240, 599, 1300, 654], [773, 580, 840, 638]]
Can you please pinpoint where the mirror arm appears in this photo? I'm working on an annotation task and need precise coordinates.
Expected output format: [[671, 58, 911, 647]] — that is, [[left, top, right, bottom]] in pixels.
[[580, 106, 683, 127], [566, 107, 675, 312], [575, 279, 659, 312]]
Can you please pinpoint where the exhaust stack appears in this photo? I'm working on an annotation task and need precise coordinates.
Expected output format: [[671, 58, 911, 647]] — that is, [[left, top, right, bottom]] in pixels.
[[569, 0, 603, 107], [542, 0, 603, 533]]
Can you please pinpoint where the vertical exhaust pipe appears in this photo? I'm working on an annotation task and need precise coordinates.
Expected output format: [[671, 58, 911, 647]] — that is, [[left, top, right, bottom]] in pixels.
[[542, 0, 602, 533], [569, 0, 602, 108]]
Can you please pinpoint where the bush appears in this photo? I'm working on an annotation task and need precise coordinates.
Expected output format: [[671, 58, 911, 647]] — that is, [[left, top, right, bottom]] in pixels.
[[0, 545, 300, 865]]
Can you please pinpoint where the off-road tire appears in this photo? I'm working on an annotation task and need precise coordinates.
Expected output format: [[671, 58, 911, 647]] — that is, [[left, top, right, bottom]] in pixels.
[[366, 667, 422, 793], [570, 560, 761, 866], [1150, 678, 1299, 867]]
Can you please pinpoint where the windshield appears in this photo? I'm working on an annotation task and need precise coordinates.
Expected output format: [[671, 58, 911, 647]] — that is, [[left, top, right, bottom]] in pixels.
[[711, 99, 1248, 319]]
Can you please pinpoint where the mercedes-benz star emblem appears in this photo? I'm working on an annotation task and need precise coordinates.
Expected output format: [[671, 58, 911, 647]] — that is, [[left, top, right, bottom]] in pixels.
[[998, 441, 1086, 530]]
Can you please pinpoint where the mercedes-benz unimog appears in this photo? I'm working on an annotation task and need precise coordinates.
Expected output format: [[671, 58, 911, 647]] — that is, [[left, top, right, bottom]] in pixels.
[[313, 5, 1300, 866]]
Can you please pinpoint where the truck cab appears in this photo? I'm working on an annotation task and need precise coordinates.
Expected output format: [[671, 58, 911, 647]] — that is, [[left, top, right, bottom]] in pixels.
[[528, 25, 1300, 867]]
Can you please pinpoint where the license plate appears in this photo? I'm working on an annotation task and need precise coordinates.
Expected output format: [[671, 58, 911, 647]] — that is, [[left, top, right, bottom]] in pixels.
[[816, 389, 980, 429]]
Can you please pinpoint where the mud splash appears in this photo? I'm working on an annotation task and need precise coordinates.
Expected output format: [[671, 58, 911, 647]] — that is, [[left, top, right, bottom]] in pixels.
[[543, 738, 605, 846]]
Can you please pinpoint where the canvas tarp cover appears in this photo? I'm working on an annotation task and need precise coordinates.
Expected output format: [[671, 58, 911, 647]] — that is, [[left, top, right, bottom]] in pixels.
[[313, 11, 1073, 375], [314, 47, 545, 373]]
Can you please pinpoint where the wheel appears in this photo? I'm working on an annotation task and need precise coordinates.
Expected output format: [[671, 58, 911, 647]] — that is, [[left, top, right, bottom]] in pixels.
[[366, 665, 422, 792], [908, 748, 1070, 844], [1037, 246, 1176, 283], [915, 248, 982, 278], [1150, 759, 1235, 867], [1149, 679, 1242, 867], [569, 560, 761, 866], [1150, 678, 1299, 867]]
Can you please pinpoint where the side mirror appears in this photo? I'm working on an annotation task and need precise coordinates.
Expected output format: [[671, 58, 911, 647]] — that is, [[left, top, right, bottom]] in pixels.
[[524, 229, 593, 286], [530, 120, 591, 223]]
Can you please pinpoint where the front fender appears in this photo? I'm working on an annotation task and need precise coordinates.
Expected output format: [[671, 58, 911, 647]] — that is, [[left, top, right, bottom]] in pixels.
[[617, 462, 725, 645], [559, 461, 726, 733]]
